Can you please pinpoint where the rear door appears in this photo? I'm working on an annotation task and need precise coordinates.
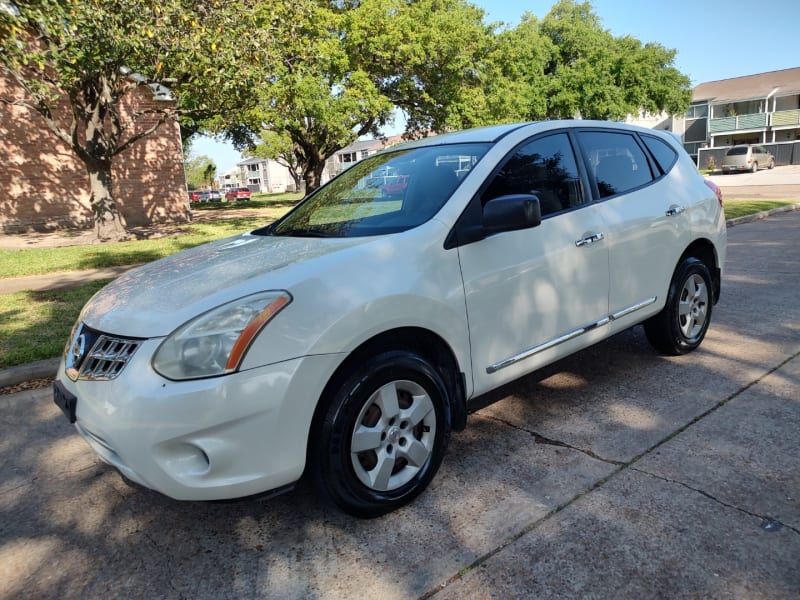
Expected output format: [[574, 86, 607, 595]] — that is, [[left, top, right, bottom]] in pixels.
[[575, 130, 691, 333]]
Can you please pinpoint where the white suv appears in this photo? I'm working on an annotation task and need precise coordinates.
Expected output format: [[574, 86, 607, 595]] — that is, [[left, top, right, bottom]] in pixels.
[[55, 121, 726, 517]]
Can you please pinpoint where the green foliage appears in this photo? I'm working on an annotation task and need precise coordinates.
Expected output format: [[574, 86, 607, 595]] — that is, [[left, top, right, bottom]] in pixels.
[[225, 0, 494, 191], [482, 0, 691, 123], [184, 155, 217, 189], [0, 0, 284, 237]]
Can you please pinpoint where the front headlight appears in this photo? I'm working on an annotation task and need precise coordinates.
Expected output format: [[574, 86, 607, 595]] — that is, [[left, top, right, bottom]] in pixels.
[[152, 291, 291, 380]]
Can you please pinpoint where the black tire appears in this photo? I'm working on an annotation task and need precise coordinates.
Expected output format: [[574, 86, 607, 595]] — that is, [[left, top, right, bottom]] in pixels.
[[751, 161, 758, 173], [312, 351, 451, 518], [644, 257, 713, 356], [769, 159, 775, 169]]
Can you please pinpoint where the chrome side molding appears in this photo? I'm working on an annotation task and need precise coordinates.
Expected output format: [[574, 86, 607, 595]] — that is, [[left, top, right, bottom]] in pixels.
[[486, 297, 657, 374]]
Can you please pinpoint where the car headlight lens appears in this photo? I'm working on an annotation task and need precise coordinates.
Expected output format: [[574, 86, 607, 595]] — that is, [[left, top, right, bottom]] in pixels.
[[152, 291, 291, 380]]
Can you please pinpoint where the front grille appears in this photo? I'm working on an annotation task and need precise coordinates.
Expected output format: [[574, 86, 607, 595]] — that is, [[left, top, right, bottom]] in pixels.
[[66, 324, 142, 381]]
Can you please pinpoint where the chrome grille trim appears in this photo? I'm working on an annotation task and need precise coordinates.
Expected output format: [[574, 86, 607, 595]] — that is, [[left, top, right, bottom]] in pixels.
[[66, 323, 142, 381]]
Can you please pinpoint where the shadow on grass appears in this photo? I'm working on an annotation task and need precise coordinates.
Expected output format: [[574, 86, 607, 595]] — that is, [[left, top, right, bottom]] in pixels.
[[0, 280, 111, 368]]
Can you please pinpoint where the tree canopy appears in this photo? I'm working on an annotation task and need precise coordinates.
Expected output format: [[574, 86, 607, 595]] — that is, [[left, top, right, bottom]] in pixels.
[[0, 0, 284, 238], [2, 0, 693, 230], [224, 0, 494, 191], [226, 0, 691, 193], [184, 155, 217, 190]]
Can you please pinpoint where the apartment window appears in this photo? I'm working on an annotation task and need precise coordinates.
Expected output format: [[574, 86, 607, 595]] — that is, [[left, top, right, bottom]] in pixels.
[[685, 104, 708, 119], [361, 150, 370, 160], [340, 152, 357, 163]]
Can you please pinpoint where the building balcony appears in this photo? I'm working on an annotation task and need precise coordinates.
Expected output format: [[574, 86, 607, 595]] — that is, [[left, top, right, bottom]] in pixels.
[[709, 112, 767, 133], [772, 109, 800, 127]]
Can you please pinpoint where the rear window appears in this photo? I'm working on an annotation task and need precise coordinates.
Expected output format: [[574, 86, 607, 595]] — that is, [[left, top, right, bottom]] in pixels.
[[726, 147, 748, 156]]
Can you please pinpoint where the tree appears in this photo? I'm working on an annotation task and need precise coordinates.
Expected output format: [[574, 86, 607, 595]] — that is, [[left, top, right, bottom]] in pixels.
[[479, 1, 691, 124], [538, 0, 691, 120], [226, 0, 494, 193], [184, 155, 217, 190], [0, 0, 281, 239]]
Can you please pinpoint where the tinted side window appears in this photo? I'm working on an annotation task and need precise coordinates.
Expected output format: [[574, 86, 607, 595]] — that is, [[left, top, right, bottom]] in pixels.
[[641, 135, 678, 174], [579, 131, 654, 198], [482, 133, 584, 217]]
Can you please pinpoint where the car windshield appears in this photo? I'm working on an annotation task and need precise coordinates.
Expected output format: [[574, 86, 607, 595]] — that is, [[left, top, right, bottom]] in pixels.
[[726, 147, 748, 155], [262, 143, 490, 238]]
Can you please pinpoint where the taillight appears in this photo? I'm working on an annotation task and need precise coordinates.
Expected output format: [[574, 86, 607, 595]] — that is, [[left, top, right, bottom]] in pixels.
[[704, 179, 723, 206]]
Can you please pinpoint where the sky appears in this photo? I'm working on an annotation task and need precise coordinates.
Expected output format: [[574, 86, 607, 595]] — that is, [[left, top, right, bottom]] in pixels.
[[193, 0, 800, 174]]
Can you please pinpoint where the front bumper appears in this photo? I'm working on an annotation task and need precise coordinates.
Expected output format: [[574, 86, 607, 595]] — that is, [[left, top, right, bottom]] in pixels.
[[55, 338, 343, 501]]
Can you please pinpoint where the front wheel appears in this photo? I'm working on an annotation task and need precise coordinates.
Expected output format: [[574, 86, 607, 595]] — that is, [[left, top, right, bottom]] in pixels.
[[644, 257, 713, 356], [312, 351, 451, 517]]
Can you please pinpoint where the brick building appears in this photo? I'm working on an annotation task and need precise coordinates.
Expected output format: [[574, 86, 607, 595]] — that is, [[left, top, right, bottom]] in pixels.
[[0, 71, 190, 233]]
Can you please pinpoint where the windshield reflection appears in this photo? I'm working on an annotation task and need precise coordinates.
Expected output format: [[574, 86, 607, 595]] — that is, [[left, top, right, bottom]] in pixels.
[[263, 143, 490, 238]]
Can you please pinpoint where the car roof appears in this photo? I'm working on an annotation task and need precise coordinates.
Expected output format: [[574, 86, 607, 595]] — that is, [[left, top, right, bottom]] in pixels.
[[389, 120, 680, 151]]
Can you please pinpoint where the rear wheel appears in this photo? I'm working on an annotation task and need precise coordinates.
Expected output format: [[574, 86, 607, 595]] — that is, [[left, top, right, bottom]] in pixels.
[[312, 351, 451, 517], [751, 161, 758, 173], [644, 257, 713, 356]]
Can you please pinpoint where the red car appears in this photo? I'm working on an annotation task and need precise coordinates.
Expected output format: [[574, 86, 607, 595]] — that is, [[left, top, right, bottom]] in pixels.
[[188, 190, 201, 202], [225, 187, 251, 201]]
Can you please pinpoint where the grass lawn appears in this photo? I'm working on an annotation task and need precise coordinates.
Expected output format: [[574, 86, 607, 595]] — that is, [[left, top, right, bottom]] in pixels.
[[0, 216, 281, 279], [0, 279, 112, 368], [723, 199, 796, 220]]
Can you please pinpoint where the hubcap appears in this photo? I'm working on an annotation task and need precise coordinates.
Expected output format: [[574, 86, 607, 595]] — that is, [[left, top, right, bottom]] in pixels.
[[678, 273, 708, 339], [350, 380, 436, 492]]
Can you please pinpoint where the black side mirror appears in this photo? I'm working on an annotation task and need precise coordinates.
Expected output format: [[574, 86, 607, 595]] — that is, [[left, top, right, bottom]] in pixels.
[[482, 194, 542, 233], [445, 193, 542, 248]]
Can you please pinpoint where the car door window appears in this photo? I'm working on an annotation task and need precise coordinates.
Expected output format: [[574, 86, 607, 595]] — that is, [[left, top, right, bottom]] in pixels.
[[579, 131, 654, 198], [481, 133, 584, 217]]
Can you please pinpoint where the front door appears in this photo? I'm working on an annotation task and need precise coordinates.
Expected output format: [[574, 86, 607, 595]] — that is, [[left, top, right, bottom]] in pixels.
[[457, 132, 611, 396]]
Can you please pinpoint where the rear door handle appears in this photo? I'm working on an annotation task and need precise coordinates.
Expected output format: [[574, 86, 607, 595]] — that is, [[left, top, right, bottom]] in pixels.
[[575, 232, 605, 247], [666, 205, 685, 217]]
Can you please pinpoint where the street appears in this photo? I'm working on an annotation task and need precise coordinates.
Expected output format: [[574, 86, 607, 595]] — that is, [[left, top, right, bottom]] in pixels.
[[1, 211, 798, 599]]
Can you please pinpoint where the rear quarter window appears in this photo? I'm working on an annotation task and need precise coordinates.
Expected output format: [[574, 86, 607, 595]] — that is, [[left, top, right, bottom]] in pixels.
[[641, 135, 678, 174]]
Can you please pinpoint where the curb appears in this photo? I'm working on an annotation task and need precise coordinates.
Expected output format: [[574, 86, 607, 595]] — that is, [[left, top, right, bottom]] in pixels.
[[0, 357, 60, 389], [1, 204, 798, 391]]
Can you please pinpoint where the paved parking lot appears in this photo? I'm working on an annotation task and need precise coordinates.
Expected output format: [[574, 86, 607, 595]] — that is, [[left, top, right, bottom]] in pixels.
[[1, 211, 798, 599]]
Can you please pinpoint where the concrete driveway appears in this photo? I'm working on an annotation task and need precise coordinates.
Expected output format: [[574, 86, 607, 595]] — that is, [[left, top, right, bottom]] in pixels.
[[2, 212, 799, 599]]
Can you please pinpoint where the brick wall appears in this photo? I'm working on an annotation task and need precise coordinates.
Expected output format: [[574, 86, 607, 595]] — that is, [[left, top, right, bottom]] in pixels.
[[0, 72, 191, 233]]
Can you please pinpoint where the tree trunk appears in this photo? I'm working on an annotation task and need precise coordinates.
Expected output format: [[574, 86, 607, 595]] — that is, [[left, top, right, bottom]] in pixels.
[[303, 157, 327, 193], [87, 159, 128, 241]]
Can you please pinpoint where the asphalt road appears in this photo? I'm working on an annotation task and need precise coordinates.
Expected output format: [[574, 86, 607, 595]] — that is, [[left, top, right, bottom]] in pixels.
[[1, 212, 799, 599]]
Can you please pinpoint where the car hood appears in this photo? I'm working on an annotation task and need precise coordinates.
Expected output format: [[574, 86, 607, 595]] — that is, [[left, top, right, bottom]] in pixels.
[[80, 232, 369, 338]]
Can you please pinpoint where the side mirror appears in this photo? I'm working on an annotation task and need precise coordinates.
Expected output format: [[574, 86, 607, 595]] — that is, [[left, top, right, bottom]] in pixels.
[[446, 193, 542, 248], [482, 194, 542, 233]]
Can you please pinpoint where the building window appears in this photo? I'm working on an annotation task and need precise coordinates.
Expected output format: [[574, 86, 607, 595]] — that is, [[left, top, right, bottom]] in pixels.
[[247, 164, 259, 172], [340, 152, 357, 163], [361, 150, 370, 160], [685, 104, 708, 119]]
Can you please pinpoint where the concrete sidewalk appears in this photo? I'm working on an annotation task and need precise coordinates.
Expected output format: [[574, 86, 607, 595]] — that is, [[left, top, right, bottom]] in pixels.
[[1, 211, 798, 599]]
